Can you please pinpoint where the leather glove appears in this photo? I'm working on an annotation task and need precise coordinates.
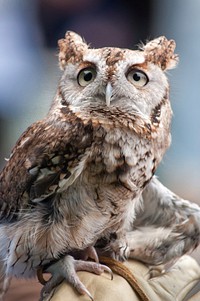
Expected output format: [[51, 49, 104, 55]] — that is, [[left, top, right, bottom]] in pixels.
[[43, 255, 200, 301]]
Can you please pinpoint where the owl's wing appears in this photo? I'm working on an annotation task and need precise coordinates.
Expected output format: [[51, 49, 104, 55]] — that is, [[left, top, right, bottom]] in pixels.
[[0, 118, 93, 223], [136, 176, 200, 226], [126, 176, 200, 264]]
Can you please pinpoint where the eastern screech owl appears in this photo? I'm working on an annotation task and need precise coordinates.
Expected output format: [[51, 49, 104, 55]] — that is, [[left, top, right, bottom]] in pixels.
[[0, 31, 200, 300]]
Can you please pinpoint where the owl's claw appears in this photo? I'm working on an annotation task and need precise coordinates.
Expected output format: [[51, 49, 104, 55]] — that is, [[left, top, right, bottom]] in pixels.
[[83, 246, 99, 262], [39, 255, 112, 300]]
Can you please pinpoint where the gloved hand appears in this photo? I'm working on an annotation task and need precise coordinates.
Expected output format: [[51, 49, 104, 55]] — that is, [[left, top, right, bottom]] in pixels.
[[42, 255, 200, 301]]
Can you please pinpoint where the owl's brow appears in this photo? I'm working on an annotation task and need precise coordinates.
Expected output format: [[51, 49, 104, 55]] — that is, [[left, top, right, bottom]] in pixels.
[[127, 62, 148, 71], [78, 61, 96, 71]]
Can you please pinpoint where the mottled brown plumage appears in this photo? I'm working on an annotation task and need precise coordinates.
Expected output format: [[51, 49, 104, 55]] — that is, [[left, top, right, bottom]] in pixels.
[[1, 31, 200, 300]]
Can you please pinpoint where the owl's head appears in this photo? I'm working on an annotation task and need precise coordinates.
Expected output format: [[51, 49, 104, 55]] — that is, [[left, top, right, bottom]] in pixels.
[[56, 31, 178, 129]]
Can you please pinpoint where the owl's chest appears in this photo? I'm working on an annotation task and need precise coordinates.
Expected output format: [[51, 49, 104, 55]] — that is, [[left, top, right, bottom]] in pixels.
[[89, 128, 156, 191]]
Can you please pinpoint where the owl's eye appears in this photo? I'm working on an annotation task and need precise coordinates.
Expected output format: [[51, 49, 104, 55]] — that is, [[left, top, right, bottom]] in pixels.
[[126, 69, 148, 87], [77, 67, 96, 87]]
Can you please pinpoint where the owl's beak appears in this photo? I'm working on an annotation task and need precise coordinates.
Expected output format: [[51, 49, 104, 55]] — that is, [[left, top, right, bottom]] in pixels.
[[105, 82, 113, 106]]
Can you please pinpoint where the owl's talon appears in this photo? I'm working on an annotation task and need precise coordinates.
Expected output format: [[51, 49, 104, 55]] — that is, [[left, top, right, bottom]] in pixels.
[[80, 287, 94, 301], [149, 265, 165, 278], [101, 265, 113, 280], [82, 246, 99, 263], [40, 255, 112, 300]]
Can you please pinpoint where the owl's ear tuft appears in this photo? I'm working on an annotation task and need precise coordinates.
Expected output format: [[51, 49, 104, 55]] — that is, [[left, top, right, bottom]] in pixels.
[[141, 36, 179, 71], [58, 31, 88, 70]]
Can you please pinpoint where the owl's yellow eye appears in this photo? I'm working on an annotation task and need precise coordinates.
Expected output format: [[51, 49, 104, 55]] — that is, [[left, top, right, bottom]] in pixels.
[[77, 67, 96, 87], [127, 69, 148, 87]]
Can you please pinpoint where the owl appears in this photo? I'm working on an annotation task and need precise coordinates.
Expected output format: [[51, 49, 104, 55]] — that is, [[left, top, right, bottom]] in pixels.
[[0, 31, 199, 300]]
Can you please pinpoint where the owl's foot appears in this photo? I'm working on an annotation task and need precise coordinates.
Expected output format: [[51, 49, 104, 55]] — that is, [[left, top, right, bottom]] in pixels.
[[39, 255, 112, 301], [83, 246, 99, 262], [109, 236, 130, 261], [72, 246, 99, 262], [149, 264, 165, 278]]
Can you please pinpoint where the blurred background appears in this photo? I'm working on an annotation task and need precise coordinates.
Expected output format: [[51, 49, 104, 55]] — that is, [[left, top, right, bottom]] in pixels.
[[0, 0, 200, 299]]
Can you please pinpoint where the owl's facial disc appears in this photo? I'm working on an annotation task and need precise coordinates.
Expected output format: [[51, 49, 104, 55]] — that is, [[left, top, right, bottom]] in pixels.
[[105, 82, 112, 106]]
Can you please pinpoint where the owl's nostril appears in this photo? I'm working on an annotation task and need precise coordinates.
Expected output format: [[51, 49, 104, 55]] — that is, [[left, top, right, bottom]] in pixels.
[[105, 82, 113, 106]]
